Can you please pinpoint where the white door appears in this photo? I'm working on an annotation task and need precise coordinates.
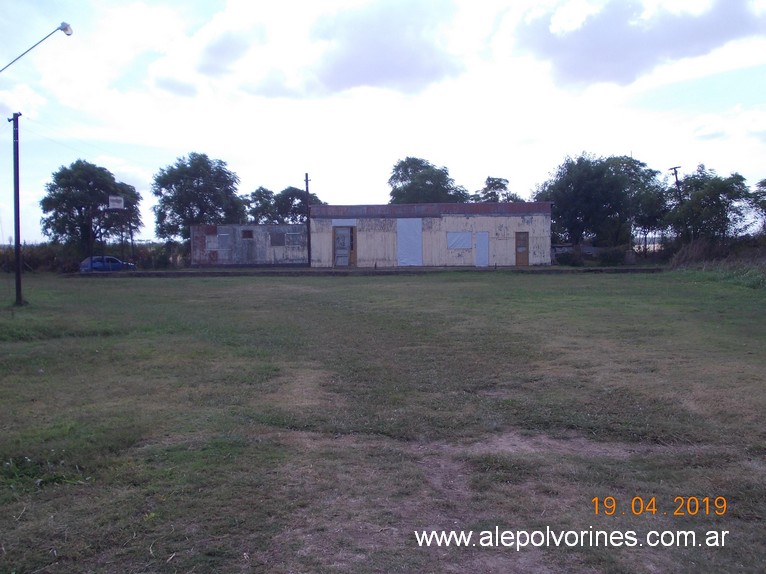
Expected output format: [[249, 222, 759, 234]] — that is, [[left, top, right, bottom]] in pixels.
[[475, 232, 489, 267]]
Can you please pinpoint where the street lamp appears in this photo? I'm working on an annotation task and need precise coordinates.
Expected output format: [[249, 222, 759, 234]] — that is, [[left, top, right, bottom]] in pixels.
[[0, 23, 73, 74], [2, 22, 72, 306]]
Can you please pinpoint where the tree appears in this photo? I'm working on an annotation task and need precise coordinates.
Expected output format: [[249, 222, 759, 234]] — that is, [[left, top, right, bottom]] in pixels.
[[40, 159, 142, 254], [665, 165, 755, 244], [604, 156, 665, 247], [388, 157, 468, 204], [632, 183, 669, 255], [470, 177, 525, 203], [246, 186, 325, 224], [534, 154, 665, 248], [152, 152, 245, 242], [750, 178, 766, 225], [247, 186, 280, 224], [273, 186, 325, 223], [534, 153, 632, 247]]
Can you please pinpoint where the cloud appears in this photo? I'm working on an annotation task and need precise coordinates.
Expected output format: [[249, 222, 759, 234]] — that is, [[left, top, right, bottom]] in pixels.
[[154, 76, 198, 97], [198, 31, 256, 76], [311, 0, 463, 93], [515, 0, 766, 86]]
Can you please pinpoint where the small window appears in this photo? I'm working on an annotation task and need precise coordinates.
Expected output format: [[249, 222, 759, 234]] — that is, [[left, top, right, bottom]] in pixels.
[[241, 230, 254, 239], [447, 232, 472, 249], [286, 232, 303, 247], [270, 231, 286, 246]]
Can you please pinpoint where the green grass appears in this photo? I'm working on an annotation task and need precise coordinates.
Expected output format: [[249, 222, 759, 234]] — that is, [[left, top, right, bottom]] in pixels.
[[0, 269, 764, 573]]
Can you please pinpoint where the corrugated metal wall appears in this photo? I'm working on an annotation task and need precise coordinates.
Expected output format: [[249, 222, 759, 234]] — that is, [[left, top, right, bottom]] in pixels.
[[190, 224, 308, 266]]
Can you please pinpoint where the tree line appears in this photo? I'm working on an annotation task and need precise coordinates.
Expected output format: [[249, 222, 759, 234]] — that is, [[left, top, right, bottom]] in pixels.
[[533, 154, 766, 255], [38, 151, 766, 262]]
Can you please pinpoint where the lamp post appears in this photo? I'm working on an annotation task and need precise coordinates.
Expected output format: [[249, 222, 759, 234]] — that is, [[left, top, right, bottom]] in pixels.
[[2, 22, 72, 306], [0, 22, 73, 74]]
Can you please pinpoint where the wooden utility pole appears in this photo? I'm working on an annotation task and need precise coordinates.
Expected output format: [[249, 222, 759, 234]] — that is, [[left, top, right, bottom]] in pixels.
[[669, 166, 683, 201], [305, 173, 311, 267], [9, 112, 23, 305]]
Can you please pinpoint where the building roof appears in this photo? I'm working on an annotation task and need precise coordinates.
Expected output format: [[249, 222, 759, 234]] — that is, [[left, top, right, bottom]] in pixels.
[[310, 202, 551, 219]]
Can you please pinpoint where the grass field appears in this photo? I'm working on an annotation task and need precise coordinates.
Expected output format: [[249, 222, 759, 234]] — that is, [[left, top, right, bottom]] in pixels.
[[1, 269, 764, 573]]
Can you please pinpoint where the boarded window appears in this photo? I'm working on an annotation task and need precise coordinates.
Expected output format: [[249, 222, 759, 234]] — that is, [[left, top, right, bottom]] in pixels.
[[397, 219, 423, 266], [447, 232, 472, 249], [241, 230, 254, 239], [270, 231, 286, 246], [286, 233, 303, 247]]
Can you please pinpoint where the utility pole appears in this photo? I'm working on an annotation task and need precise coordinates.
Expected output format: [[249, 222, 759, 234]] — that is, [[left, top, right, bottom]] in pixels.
[[2, 23, 73, 306], [305, 173, 311, 267], [669, 166, 683, 202], [9, 112, 23, 306]]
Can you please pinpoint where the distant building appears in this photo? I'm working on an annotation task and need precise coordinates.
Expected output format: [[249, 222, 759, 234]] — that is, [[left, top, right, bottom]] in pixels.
[[190, 223, 307, 267], [190, 202, 552, 268], [310, 202, 551, 268]]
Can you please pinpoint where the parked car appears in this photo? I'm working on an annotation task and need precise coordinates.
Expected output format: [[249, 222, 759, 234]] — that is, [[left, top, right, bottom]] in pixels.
[[79, 256, 136, 273]]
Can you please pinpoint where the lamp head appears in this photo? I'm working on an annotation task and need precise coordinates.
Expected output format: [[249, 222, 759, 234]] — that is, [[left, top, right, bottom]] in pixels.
[[59, 22, 73, 36]]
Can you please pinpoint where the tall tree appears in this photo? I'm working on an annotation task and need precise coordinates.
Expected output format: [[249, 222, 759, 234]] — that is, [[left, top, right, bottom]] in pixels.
[[470, 177, 524, 203], [632, 183, 669, 255], [40, 159, 142, 254], [755, 179, 766, 237], [604, 156, 664, 247], [534, 153, 631, 247], [247, 186, 280, 224], [665, 165, 754, 244], [246, 186, 325, 224], [152, 152, 245, 241], [388, 157, 468, 204], [273, 187, 325, 223]]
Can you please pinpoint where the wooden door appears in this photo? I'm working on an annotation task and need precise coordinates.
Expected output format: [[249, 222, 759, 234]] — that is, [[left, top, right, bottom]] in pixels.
[[333, 227, 356, 267], [515, 232, 529, 266]]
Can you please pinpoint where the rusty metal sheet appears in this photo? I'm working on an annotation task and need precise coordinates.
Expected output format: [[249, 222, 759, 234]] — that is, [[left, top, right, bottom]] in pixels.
[[310, 202, 552, 219]]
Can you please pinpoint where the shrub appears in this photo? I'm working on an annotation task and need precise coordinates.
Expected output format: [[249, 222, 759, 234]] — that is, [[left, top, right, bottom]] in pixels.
[[554, 251, 584, 266], [597, 246, 629, 266]]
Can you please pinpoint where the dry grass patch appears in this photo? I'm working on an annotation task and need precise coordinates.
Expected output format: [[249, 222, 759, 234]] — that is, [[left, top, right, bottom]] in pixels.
[[259, 366, 345, 410]]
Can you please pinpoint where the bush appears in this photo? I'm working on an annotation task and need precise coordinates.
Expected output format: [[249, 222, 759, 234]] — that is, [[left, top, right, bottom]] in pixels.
[[597, 246, 630, 266], [670, 240, 730, 267], [670, 233, 766, 289], [554, 251, 584, 266], [1, 243, 80, 273]]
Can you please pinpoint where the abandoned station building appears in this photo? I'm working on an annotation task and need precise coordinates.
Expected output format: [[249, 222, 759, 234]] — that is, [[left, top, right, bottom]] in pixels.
[[191, 202, 552, 268]]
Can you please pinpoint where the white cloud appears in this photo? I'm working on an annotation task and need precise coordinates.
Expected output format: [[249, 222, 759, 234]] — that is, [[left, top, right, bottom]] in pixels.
[[548, 0, 609, 34], [515, 0, 765, 86], [1, 0, 765, 244]]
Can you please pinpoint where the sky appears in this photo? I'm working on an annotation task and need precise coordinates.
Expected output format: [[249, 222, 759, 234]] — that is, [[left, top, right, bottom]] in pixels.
[[1, 0, 765, 244]]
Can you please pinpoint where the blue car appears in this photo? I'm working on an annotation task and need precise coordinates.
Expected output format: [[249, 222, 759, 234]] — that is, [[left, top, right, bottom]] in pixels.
[[79, 256, 136, 273]]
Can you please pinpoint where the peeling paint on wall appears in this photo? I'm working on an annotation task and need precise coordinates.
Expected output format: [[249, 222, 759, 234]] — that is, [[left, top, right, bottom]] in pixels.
[[191, 224, 308, 266], [191, 203, 552, 268], [310, 203, 552, 268]]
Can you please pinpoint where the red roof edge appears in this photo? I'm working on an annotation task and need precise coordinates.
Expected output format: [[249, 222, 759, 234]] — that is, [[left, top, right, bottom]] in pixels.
[[310, 202, 552, 219]]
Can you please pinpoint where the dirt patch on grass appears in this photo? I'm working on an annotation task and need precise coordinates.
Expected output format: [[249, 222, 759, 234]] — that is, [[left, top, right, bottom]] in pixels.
[[246, 423, 749, 573], [460, 429, 640, 459], [259, 367, 345, 410], [249, 428, 612, 573]]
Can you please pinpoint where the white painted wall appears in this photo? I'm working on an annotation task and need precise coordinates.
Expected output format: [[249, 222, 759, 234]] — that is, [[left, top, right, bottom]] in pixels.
[[310, 213, 551, 268]]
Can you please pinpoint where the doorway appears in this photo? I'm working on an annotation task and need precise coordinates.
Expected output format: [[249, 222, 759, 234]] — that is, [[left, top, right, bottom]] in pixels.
[[475, 232, 489, 267], [515, 232, 529, 266], [333, 226, 356, 267]]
